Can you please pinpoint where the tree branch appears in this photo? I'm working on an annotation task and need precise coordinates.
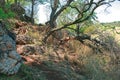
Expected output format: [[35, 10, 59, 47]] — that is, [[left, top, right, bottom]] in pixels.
[[48, 0, 74, 28], [43, 0, 116, 43]]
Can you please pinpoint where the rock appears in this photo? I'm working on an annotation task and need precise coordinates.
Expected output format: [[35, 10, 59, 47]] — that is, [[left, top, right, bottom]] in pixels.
[[0, 21, 22, 75], [17, 45, 24, 55], [17, 45, 45, 55], [16, 35, 33, 45], [22, 45, 35, 55], [8, 51, 21, 61], [0, 58, 21, 75]]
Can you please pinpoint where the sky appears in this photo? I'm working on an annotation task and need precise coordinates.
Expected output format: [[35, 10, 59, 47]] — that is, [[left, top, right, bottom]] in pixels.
[[95, 1, 120, 23], [36, 3, 51, 24]]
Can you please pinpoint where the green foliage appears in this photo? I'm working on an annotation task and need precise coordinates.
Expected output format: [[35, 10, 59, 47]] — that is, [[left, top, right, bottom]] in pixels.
[[0, 8, 7, 19], [7, 11, 15, 18], [0, 3, 15, 20], [78, 26, 89, 33], [67, 25, 76, 35], [0, 9, 15, 19], [67, 24, 96, 36], [57, 0, 97, 37], [6, 0, 14, 4]]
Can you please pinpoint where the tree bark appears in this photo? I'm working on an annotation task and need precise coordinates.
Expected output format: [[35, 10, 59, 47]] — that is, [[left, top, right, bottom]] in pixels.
[[31, 0, 34, 24], [48, 0, 73, 28]]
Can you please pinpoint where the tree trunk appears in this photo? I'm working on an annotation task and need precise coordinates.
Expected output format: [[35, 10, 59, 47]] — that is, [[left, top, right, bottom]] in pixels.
[[0, 0, 5, 8], [14, 0, 17, 4], [31, 0, 34, 24]]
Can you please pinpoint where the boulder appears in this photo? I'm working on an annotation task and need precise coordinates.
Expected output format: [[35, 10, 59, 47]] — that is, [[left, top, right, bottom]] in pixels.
[[0, 21, 22, 75]]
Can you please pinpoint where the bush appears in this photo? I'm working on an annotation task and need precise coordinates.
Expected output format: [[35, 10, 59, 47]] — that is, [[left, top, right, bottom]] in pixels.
[[0, 4, 15, 20], [0, 8, 7, 19]]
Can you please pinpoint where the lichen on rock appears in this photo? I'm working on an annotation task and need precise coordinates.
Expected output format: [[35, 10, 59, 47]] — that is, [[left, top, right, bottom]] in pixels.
[[0, 21, 22, 75]]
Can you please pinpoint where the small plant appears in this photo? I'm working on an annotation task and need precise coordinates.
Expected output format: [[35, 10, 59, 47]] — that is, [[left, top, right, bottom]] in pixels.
[[0, 4, 15, 20], [0, 8, 7, 19]]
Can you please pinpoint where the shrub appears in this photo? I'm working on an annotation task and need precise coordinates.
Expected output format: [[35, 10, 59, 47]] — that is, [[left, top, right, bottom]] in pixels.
[[0, 8, 7, 19], [0, 4, 15, 20]]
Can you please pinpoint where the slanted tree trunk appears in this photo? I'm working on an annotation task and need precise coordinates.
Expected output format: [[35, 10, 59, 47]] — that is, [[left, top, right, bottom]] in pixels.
[[47, 0, 73, 28]]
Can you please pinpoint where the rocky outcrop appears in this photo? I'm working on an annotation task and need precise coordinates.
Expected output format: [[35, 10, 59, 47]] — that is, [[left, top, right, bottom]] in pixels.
[[0, 21, 22, 75]]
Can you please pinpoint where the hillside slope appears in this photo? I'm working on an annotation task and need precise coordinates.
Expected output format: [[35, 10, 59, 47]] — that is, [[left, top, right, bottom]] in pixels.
[[0, 20, 120, 80]]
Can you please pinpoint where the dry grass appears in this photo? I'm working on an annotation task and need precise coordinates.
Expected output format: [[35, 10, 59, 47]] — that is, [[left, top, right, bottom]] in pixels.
[[1, 20, 120, 80]]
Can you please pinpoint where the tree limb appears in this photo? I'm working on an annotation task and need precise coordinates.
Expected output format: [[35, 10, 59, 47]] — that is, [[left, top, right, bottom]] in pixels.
[[43, 0, 116, 43]]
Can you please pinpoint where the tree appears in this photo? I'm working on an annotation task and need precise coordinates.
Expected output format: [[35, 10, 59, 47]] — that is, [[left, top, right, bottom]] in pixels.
[[0, 0, 5, 8], [43, 0, 116, 43], [31, 0, 35, 24], [14, 0, 17, 4], [21, 0, 35, 24]]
